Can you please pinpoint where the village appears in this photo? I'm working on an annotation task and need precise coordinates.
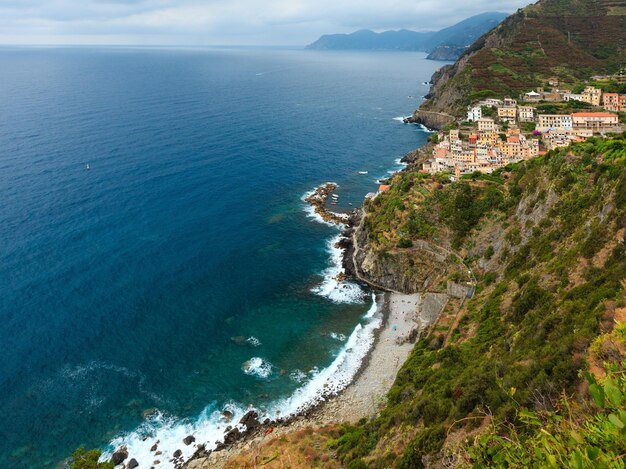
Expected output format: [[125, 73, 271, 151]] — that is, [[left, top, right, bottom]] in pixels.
[[422, 72, 626, 178]]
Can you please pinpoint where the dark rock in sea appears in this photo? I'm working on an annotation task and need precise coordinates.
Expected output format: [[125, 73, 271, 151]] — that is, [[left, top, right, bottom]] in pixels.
[[111, 447, 128, 465], [221, 410, 233, 421], [239, 410, 261, 431], [143, 408, 157, 419], [127, 458, 139, 469], [150, 443, 158, 452], [155, 451, 162, 456], [183, 435, 196, 445], [189, 444, 211, 460], [223, 427, 242, 445], [173, 449, 182, 458]]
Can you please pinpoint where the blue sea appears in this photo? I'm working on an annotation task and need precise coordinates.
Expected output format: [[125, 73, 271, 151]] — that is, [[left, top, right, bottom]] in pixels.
[[0, 47, 438, 468]]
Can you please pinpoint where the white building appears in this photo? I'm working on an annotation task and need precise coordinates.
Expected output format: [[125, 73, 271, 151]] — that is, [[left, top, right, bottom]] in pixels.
[[564, 93, 584, 102], [518, 106, 535, 122], [537, 114, 573, 131], [467, 105, 482, 122], [478, 98, 503, 108]]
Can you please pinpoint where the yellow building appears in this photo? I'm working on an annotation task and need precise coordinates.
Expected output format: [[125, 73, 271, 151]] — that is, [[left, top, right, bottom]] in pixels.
[[497, 106, 517, 122], [477, 117, 497, 132], [581, 86, 602, 106]]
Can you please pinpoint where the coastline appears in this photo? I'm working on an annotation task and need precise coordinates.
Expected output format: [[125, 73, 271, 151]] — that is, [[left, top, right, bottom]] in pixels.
[[186, 291, 439, 469], [184, 153, 446, 468], [108, 129, 437, 469]]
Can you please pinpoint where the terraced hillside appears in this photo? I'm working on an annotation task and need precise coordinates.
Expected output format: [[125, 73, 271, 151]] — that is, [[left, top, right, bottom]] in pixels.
[[422, 0, 626, 115]]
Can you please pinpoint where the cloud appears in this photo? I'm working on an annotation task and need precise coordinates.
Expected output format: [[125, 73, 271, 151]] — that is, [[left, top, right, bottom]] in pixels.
[[0, 0, 531, 45]]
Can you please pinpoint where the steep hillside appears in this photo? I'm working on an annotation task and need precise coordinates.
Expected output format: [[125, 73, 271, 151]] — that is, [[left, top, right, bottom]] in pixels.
[[332, 134, 626, 467], [421, 0, 626, 115]]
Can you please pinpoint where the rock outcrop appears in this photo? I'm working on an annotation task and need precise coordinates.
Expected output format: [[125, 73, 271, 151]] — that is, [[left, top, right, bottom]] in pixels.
[[403, 110, 455, 131]]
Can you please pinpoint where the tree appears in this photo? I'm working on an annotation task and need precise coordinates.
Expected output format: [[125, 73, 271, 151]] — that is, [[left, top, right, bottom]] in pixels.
[[70, 448, 114, 469]]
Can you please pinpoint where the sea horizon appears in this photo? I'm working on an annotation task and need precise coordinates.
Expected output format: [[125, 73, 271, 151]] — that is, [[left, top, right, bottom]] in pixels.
[[0, 46, 438, 467]]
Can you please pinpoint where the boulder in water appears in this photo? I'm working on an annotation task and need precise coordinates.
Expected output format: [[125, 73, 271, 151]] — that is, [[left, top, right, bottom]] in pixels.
[[110, 447, 128, 465]]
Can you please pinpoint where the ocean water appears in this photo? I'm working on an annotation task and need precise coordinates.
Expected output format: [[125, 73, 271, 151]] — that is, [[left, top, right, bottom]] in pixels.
[[0, 47, 438, 467]]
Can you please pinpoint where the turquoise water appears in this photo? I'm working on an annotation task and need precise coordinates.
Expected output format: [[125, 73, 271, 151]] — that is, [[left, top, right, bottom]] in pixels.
[[0, 47, 438, 467]]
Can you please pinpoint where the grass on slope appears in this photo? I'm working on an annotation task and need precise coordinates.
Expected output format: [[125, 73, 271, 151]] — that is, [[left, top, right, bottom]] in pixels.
[[330, 134, 626, 468]]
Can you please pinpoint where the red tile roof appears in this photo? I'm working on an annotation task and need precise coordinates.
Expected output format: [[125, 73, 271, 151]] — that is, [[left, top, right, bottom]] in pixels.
[[571, 112, 617, 117]]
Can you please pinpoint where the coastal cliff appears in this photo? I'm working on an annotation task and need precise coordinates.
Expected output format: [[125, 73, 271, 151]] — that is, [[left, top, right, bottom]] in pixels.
[[211, 1, 626, 467], [420, 0, 626, 115], [403, 110, 454, 131]]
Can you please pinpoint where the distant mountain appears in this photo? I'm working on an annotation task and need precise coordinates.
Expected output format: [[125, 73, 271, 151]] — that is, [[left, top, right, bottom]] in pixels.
[[305, 29, 435, 51], [305, 12, 509, 61], [424, 11, 508, 50]]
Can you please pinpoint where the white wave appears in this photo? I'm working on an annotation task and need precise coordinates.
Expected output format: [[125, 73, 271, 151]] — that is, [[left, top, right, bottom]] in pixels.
[[311, 234, 365, 304], [242, 357, 273, 379], [393, 116, 410, 122], [103, 295, 381, 468], [103, 403, 249, 469], [289, 369, 308, 383], [394, 158, 408, 166], [329, 332, 347, 342], [267, 294, 382, 417], [246, 336, 261, 347], [417, 123, 434, 133]]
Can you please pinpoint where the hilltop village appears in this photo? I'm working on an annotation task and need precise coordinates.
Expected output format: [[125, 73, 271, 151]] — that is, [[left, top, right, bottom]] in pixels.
[[421, 72, 625, 178]]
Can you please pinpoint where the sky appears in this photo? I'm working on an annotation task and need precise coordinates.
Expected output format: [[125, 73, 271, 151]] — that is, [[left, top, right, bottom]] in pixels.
[[0, 0, 533, 46]]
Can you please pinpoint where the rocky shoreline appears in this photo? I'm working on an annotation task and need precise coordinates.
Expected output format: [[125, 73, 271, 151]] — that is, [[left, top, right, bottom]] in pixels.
[[184, 289, 450, 469], [107, 148, 436, 469], [303, 182, 352, 225]]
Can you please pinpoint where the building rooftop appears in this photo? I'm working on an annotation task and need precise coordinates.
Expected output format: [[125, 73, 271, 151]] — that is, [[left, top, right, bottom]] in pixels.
[[572, 112, 617, 117]]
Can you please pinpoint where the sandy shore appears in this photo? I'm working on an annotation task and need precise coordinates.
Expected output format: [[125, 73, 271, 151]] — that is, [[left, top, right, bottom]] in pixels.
[[187, 292, 438, 469]]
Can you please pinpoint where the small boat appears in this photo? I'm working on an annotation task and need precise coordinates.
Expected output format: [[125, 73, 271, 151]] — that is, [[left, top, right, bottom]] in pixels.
[[331, 194, 339, 199], [331, 202, 337, 205], [358, 171, 368, 175], [86, 164, 90, 170]]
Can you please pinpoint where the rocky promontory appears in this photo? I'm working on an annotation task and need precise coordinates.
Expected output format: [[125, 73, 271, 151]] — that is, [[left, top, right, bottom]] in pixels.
[[403, 109, 454, 130], [303, 182, 351, 225]]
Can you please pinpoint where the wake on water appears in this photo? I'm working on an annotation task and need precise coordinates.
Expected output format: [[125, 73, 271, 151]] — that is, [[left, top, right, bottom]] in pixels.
[[102, 192, 381, 468]]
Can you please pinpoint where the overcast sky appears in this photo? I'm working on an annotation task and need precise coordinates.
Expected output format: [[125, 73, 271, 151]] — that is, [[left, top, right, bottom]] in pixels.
[[0, 0, 532, 46]]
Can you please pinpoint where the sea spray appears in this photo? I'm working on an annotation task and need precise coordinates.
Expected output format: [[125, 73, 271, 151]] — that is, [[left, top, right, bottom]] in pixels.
[[311, 234, 365, 304], [103, 294, 382, 467]]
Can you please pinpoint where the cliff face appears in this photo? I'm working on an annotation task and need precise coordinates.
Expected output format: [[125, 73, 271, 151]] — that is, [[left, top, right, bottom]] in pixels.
[[420, 0, 626, 115], [345, 215, 451, 293], [404, 110, 455, 130], [426, 44, 467, 61], [334, 134, 626, 468]]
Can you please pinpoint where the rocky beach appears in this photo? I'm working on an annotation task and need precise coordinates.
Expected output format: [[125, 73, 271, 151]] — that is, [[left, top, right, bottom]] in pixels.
[[180, 167, 451, 468], [185, 291, 448, 469]]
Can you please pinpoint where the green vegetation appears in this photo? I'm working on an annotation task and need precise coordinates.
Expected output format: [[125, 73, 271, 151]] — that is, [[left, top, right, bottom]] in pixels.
[[330, 134, 626, 467], [469, 332, 626, 467], [69, 448, 114, 469], [480, 105, 496, 117], [421, 0, 626, 116]]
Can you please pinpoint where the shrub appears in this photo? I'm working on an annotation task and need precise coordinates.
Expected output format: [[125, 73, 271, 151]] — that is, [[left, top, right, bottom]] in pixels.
[[69, 448, 114, 469]]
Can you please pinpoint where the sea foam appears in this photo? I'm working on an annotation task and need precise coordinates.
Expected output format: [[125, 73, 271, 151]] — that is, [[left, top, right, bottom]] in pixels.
[[103, 294, 381, 468], [311, 234, 365, 304]]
